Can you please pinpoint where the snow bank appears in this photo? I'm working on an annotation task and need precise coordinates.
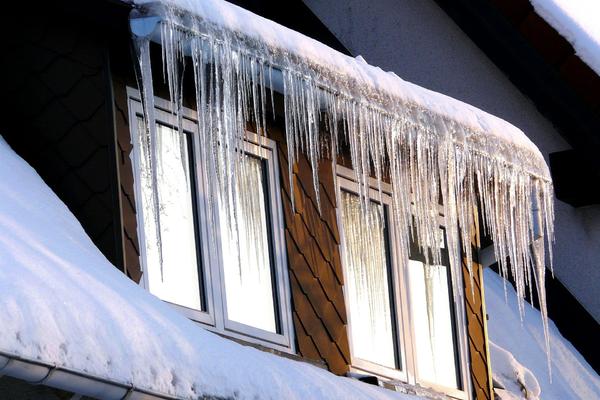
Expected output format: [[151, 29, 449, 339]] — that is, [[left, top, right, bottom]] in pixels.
[[485, 269, 600, 400], [530, 0, 600, 76], [0, 135, 418, 399], [490, 341, 540, 400]]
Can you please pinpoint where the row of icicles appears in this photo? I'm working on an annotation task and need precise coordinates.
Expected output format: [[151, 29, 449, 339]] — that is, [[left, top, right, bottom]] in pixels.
[[131, 4, 555, 376]]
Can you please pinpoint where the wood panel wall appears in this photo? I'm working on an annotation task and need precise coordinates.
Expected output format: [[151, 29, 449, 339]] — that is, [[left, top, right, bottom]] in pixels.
[[112, 77, 143, 283], [267, 124, 351, 375]]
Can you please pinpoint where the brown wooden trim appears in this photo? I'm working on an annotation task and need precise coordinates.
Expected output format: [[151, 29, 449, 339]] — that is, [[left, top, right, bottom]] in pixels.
[[112, 77, 143, 283], [463, 212, 493, 400]]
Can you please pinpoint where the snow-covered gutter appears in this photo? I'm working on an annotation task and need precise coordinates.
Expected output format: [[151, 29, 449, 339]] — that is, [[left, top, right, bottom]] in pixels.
[[0, 351, 177, 400]]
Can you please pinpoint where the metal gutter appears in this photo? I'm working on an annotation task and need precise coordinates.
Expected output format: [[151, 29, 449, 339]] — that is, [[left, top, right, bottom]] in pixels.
[[0, 351, 180, 400]]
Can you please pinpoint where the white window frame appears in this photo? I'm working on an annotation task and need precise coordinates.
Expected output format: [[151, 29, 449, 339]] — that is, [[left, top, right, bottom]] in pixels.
[[336, 172, 411, 383], [127, 88, 295, 353], [335, 165, 471, 399]]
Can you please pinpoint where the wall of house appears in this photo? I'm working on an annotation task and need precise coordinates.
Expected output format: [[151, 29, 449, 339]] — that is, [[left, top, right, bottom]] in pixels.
[[0, 1, 123, 270], [302, 0, 600, 325]]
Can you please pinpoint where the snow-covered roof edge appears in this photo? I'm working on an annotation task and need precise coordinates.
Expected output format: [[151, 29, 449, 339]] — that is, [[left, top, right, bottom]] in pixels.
[[132, 0, 549, 180], [530, 0, 600, 77]]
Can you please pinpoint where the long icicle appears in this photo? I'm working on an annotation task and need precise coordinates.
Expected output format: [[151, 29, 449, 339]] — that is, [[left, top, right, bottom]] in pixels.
[[133, 35, 165, 279]]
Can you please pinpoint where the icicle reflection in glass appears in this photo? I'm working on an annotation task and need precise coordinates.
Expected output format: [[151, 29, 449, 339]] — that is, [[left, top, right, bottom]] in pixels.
[[407, 257, 459, 388], [340, 191, 397, 369], [137, 118, 203, 310], [219, 154, 278, 333]]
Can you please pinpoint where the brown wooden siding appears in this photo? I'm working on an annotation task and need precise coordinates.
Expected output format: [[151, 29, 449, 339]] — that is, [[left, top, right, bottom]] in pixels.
[[268, 124, 351, 375], [112, 76, 143, 283]]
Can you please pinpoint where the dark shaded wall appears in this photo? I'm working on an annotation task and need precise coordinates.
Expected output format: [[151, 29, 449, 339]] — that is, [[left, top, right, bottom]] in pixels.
[[0, 1, 124, 268]]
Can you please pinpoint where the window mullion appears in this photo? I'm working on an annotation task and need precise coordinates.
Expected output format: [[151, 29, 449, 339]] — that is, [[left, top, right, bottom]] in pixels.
[[388, 210, 415, 385], [190, 122, 224, 329]]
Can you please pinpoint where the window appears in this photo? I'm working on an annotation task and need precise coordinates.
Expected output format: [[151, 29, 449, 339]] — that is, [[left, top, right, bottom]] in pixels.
[[338, 186, 405, 380], [128, 89, 294, 352], [136, 119, 204, 311], [407, 231, 462, 391], [219, 153, 279, 333], [336, 166, 469, 398]]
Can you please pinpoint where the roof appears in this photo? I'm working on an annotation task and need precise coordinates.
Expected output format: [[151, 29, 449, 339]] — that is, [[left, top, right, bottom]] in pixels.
[[435, 0, 600, 206]]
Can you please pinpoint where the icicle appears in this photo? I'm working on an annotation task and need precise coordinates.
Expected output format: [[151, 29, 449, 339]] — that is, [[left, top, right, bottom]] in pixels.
[[132, 35, 165, 279]]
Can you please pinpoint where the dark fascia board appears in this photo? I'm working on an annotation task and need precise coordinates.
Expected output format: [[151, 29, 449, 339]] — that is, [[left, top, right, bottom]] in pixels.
[[434, 0, 600, 179], [550, 150, 600, 206]]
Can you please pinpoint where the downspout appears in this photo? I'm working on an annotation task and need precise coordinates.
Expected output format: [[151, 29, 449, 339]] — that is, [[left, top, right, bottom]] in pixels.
[[0, 351, 179, 400]]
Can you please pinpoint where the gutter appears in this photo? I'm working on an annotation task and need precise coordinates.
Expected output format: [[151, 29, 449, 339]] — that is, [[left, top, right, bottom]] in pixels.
[[0, 351, 179, 400]]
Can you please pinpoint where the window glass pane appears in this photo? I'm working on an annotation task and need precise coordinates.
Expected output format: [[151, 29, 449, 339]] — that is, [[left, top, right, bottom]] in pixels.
[[220, 155, 278, 333], [340, 191, 397, 369], [407, 257, 459, 389], [138, 119, 203, 310]]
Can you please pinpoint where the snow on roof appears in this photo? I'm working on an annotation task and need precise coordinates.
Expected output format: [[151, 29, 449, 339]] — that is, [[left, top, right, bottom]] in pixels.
[[0, 136, 422, 399], [530, 0, 600, 76]]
